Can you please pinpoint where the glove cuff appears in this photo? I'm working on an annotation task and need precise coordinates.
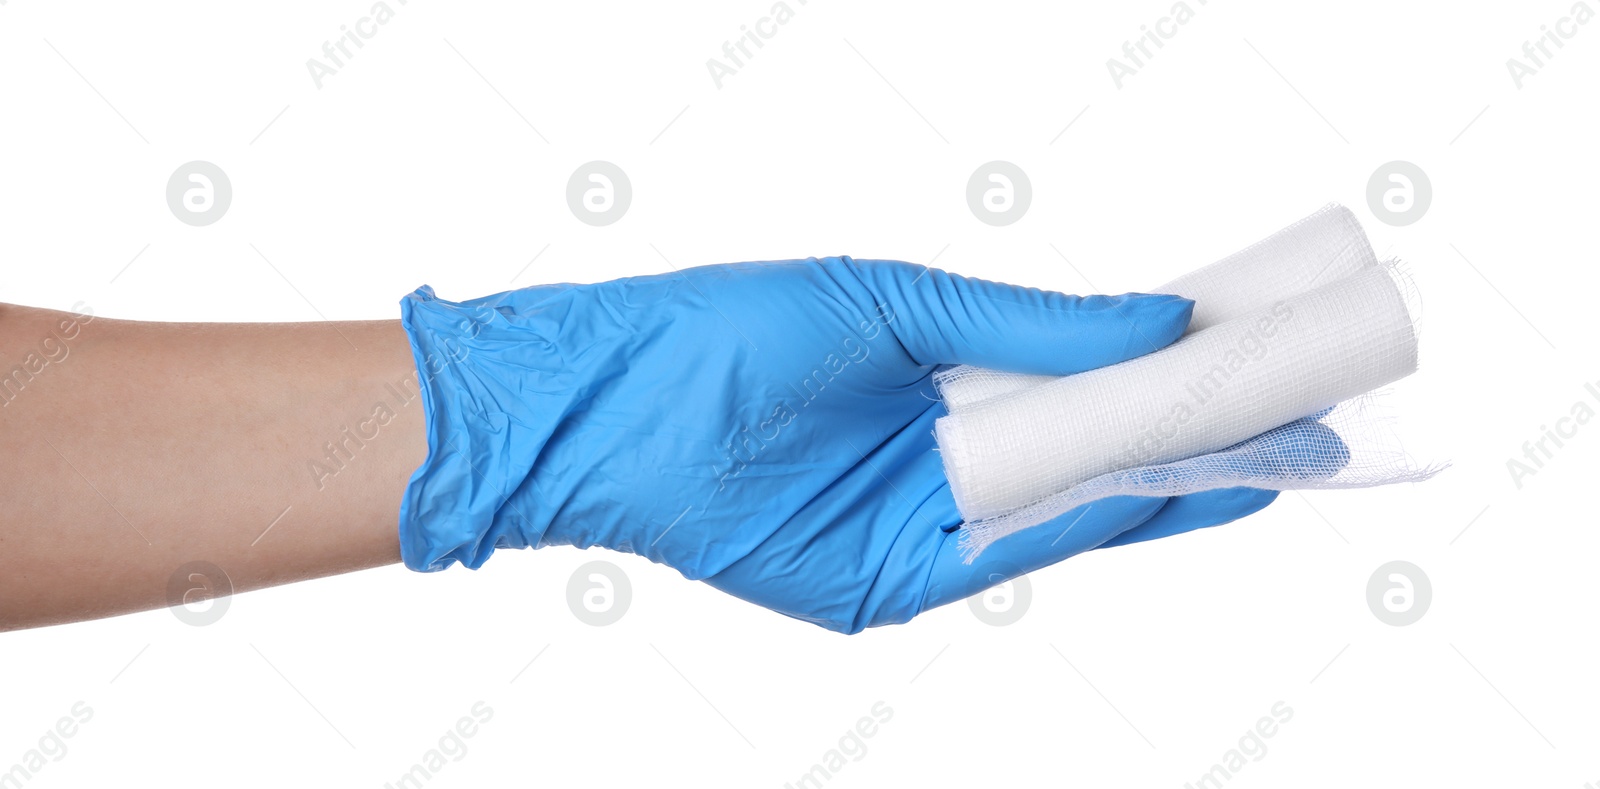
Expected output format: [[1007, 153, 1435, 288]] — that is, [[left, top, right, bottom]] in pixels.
[[395, 284, 564, 571]]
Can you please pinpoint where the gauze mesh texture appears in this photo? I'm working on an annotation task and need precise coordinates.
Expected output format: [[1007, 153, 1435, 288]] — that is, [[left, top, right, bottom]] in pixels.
[[937, 203, 1378, 412], [953, 395, 1435, 554], [934, 208, 1440, 561]]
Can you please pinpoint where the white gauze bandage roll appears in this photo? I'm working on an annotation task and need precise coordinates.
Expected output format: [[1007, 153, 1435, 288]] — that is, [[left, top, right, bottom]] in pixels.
[[936, 203, 1377, 412], [938, 263, 1415, 519], [933, 206, 1442, 560]]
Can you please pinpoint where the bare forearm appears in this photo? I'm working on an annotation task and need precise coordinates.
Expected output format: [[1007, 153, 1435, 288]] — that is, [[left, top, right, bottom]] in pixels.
[[0, 302, 426, 630]]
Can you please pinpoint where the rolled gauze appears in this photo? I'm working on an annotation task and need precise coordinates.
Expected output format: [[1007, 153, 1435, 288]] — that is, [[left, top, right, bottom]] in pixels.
[[936, 261, 1423, 550], [937, 203, 1378, 412], [1159, 202, 1377, 332]]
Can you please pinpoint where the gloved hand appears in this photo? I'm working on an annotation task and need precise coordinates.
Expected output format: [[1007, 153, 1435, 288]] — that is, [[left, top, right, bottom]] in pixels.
[[396, 256, 1336, 633]]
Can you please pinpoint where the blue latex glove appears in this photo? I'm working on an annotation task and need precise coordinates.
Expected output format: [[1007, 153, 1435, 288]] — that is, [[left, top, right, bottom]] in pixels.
[[396, 256, 1327, 633]]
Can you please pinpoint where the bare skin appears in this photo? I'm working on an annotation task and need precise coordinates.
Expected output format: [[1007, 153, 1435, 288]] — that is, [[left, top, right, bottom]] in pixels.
[[0, 302, 425, 631]]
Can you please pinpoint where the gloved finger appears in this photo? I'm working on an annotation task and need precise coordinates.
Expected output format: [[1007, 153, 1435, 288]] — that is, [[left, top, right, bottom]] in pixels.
[[1095, 418, 1350, 549], [1094, 487, 1279, 549], [919, 495, 1168, 613], [844, 258, 1194, 374]]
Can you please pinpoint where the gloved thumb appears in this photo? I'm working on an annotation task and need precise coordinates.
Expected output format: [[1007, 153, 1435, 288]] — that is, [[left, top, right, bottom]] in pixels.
[[846, 258, 1193, 374]]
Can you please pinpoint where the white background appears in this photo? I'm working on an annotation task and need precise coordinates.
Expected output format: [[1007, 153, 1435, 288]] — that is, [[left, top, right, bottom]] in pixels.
[[3, 1, 1598, 786]]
